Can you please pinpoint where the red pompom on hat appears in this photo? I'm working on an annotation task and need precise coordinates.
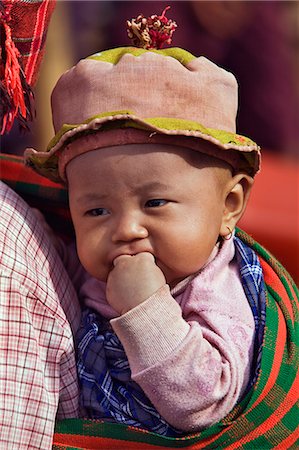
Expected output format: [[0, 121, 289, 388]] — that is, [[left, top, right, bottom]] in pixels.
[[127, 6, 177, 50]]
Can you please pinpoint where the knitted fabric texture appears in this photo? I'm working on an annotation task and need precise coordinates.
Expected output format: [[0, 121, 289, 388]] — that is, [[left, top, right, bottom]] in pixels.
[[0, 0, 56, 133]]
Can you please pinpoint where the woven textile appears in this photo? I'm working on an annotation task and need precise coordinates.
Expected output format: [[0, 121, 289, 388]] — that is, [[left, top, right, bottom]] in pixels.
[[0, 153, 74, 241], [9, 0, 56, 86], [77, 312, 179, 437], [77, 311, 181, 437], [234, 236, 266, 388]]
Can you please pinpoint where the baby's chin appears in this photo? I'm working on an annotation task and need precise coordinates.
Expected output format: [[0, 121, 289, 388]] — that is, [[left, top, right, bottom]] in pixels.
[[160, 263, 205, 289], [157, 265, 191, 289], [81, 265, 110, 284]]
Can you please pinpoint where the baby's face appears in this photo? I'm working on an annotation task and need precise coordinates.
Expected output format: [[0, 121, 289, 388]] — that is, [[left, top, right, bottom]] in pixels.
[[67, 143, 230, 286]]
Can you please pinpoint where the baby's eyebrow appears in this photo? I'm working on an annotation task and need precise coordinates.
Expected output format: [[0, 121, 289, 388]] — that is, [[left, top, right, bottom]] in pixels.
[[75, 182, 170, 205], [136, 182, 170, 193], [75, 193, 109, 204]]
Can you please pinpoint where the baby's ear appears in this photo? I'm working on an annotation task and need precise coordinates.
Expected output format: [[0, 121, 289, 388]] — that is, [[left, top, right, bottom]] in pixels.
[[220, 173, 254, 237]]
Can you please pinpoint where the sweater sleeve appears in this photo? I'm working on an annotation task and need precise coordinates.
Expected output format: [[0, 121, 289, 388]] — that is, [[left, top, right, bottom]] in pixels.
[[111, 283, 255, 432]]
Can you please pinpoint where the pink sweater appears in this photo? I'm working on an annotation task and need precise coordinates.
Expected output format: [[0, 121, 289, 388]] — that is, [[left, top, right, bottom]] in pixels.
[[60, 238, 255, 432]]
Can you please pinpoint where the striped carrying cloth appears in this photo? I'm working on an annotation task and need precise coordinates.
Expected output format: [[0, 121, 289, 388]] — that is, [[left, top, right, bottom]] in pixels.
[[0, 154, 298, 449]]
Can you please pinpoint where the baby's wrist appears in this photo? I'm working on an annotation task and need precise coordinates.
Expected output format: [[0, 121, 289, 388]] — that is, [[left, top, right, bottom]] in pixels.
[[111, 285, 189, 373]]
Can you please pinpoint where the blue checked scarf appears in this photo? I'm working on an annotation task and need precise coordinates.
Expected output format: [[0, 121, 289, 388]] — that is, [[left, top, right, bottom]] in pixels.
[[76, 237, 266, 436]]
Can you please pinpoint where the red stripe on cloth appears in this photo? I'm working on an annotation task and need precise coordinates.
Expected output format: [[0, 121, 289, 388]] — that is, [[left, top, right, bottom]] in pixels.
[[225, 373, 299, 449], [272, 428, 299, 450], [248, 306, 286, 404], [14, 32, 47, 57], [290, 282, 299, 310], [53, 433, 172, 449], [260, 258, 295, 324], [1, 158, 63, 188], [1, 160, 23, 182], [25, 0, 50, 84]]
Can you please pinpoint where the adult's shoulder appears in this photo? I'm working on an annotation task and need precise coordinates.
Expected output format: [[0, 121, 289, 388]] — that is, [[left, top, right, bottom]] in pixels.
[[0, 181, 81, 331]]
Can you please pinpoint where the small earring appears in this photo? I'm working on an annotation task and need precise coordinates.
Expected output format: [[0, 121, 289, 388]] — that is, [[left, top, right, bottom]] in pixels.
[[223, 226, 233, 240]]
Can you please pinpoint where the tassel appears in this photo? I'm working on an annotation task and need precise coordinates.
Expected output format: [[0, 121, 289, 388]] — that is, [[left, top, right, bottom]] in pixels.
[[0, 0, 34, 134], [127, 6, 177, 50]]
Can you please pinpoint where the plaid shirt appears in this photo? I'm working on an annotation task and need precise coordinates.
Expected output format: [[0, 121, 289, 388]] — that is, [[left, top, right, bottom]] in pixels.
[[0, 182, 80, 449]]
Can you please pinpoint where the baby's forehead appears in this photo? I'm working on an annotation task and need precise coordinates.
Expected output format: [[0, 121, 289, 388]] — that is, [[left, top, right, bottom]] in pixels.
[[119, 143, 233, 176], [67, 143, 232, 192], [69, 142, 229, 169]]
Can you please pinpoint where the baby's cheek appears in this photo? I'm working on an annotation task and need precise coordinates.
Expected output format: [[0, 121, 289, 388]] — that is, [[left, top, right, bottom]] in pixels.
[[173, 242, 206, 269], [76, 241, 107, 281]]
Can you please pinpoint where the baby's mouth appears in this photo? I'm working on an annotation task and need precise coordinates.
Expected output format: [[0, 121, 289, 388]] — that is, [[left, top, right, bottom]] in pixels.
[[109, 248, 154, 266]]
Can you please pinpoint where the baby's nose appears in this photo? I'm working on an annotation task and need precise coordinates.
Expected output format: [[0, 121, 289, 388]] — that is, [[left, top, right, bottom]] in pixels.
[[112, 214, 148, 242]]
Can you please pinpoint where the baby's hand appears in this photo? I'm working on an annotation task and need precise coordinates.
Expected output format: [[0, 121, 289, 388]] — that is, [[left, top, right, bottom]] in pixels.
[[106, 252, 166, 315]]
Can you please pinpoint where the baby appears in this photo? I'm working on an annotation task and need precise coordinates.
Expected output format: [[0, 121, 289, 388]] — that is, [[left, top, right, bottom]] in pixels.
[[25, 43, 265, 435]]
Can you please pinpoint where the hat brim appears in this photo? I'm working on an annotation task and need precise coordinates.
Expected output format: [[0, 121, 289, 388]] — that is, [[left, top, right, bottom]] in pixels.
[[25, 111, 260, 183]]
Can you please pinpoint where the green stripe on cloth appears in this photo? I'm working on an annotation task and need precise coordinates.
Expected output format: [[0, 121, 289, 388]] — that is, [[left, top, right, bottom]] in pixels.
[[0, 154, 73, 240], [0, 154, 68, 203]]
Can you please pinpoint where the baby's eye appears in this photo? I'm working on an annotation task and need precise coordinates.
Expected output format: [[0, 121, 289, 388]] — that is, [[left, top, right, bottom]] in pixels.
[[145, 199, 168, 208], [86, 208, 109, 217]]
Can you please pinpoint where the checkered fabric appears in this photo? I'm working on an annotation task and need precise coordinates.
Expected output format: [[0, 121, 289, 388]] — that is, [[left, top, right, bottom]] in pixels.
[[77, 312, 181, 437], [0, 181, 80, 449], [9, 0, 56, 86], [234, 235, 266, 388], [0, 0, 56, 133]]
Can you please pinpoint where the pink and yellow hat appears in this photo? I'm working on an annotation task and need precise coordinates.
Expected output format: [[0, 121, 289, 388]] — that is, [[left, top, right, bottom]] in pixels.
[[25, 9, 260, 183]]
